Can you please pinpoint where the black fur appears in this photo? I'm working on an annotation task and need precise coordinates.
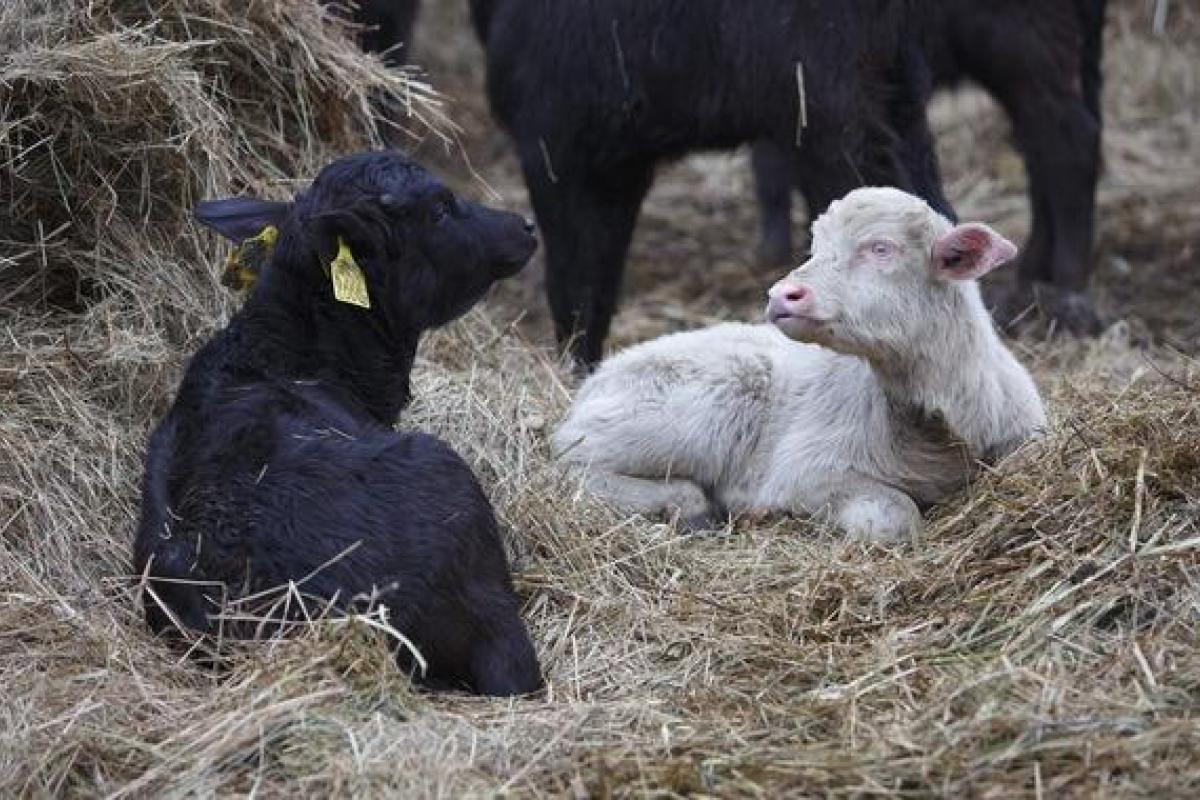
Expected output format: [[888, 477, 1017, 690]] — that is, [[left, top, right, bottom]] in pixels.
[[753, 0, 1108, 332], [133, 151, 543, 697], [469, 0, 948, 367]]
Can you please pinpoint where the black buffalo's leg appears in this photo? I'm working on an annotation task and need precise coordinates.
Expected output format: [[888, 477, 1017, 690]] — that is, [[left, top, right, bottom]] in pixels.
[[989, 167, 1053, 330], [354, 0, 421, 67], [522, 149, 655, 369], [891, 89, 956, 222], [790, 122, 913, 222], [791, 147, 859, 224], [1018, 96, 1101, 333], [753, 98, 952, 268], [971, 31, 1103, 333], [751, 141, 796, 268]]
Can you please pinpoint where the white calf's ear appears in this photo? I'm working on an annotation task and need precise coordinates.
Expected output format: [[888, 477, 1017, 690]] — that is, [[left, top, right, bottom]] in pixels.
[[932, 223, 1018, 282]]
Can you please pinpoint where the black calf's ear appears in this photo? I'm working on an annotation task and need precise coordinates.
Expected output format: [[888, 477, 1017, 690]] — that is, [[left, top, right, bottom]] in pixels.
[[194, 198, 291, 243], [309, 203, 387, 255]]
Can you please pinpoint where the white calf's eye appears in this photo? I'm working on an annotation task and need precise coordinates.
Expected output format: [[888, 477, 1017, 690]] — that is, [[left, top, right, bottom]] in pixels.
[[871, 241, 894, 258]]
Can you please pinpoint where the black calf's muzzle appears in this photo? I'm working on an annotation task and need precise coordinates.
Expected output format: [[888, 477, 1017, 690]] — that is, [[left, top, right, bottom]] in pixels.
[[471, 203, 538, 275]]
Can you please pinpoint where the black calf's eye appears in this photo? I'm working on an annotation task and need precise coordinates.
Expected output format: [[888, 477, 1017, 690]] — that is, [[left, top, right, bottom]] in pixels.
[[429, 196, 455, 223]]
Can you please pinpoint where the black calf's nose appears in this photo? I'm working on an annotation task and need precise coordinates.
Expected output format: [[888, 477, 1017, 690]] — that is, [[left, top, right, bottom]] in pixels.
[[523, 218, 536, 234]]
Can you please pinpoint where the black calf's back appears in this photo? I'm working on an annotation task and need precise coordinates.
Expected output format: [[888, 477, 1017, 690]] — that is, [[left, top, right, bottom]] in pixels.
[[134, 151, 541, 696]]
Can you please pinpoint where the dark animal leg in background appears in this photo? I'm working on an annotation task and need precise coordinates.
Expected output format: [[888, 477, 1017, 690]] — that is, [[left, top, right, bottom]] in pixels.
[[989, 170, 1053, 330], [1021, 179, 1054, 287], [348, 0, 421, 146], [354, 0, 421, 68], [751, 142, 795, 268], [790, 114, 944, 230], [524, 154, 654, 369], [1003, 93, 1102, 333], [752, 104, 950, 271], [791, 136, 884, 224], [964, 6, 1105, 334], [892, 98, 955, 222]]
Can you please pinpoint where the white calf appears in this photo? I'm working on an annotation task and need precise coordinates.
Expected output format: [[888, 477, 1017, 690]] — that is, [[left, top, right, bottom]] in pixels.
[[553, 187, 1046, 541]]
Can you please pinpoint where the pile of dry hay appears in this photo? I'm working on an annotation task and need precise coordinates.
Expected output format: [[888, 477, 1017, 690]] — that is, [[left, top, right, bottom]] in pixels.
[[3, 1, 1199, 796]]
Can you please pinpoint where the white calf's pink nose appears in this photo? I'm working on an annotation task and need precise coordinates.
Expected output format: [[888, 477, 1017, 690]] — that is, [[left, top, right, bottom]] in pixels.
[[783, 285, 808, 303], [768, 282, 814, 318]]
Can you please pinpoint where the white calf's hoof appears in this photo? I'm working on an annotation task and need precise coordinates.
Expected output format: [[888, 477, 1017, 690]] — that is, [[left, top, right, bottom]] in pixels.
[[836, 493, 922, 543], [677, 506, 730, 535]]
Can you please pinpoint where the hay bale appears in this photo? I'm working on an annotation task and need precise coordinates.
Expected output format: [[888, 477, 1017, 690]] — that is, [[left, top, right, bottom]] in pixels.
[[0, 0, 446, 310]]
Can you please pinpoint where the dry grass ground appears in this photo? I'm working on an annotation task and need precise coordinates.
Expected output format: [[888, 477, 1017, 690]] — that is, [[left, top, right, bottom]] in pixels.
[[2, 0, 1199, 796]]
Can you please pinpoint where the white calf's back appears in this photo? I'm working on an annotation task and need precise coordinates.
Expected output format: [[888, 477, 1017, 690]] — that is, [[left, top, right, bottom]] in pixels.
[[556, 323, 809, 492]]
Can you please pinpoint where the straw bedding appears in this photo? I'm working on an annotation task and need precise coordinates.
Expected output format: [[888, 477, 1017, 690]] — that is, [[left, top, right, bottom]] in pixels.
[[1, 1, 1198, 795]]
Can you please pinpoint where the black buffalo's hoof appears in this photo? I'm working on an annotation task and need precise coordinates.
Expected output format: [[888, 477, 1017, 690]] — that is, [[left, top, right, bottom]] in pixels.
[[986, 281, 1039, 333], [987, 282, 1105, 337], [1039, 287, 1105, 336]]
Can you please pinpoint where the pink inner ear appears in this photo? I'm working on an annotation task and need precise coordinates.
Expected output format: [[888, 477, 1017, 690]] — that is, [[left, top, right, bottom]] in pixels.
[[934, 224, 1018, 281]]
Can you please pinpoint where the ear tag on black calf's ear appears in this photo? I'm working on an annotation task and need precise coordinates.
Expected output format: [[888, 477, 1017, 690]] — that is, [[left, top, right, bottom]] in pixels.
[[220, 225, 278, 291], [330, 237, 371, 309]]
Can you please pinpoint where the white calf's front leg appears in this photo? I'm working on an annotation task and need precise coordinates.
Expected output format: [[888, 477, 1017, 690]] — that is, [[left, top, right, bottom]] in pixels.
[[788, 475, 923, 543], [832, 487, 922, 543], [568, 468, 719, 529]]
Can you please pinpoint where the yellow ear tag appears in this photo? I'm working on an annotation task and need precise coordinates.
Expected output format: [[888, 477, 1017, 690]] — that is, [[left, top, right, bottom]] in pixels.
[[329, 237, 371, 309], [220, 225, 279, 291]]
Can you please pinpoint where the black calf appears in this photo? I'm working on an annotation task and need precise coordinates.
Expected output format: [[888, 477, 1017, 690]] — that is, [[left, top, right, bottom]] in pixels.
[[470, 0, 946, 368], [753, 0, 1108, 333], [133, 151, 543, 697]]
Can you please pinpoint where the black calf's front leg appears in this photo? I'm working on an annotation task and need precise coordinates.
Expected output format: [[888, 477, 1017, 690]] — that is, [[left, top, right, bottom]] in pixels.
[[467, 602, 544, 697], [523, 153, 654, 369], [403, 567, 542, 697]]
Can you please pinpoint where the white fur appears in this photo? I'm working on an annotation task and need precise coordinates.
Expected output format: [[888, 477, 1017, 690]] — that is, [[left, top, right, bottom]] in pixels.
[[553, 188, 1047, 541]]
